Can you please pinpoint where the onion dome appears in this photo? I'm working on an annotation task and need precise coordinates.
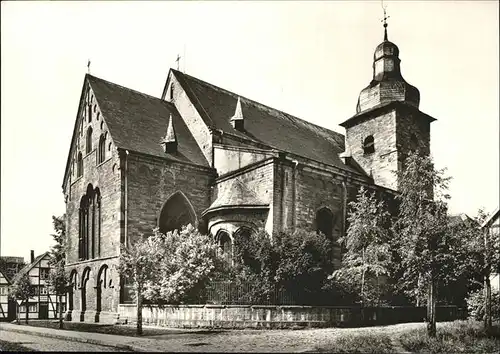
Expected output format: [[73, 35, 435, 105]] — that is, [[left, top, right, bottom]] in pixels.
[[355, 18, 420, 114]]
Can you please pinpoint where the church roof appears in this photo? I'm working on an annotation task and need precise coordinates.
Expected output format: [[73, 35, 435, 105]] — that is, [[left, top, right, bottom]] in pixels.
[[87, 75, 209, 167], [202, 179, 269, 216], [171, 70, 358, 173]]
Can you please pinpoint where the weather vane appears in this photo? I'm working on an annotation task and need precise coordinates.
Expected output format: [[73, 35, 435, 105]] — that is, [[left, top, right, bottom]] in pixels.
[[175, 54, 181, 71], [380, 0, 390, 41]]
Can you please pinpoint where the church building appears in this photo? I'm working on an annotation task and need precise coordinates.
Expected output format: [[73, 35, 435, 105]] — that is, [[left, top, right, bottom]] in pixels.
[[62, 22, 436, 323]]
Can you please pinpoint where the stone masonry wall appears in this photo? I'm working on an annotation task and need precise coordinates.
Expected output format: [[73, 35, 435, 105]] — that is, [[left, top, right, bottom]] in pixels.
[[65, 84, 123, 318], [126, 153, 215, 243], [345, 110, 398, 190], [211, 159, 275, 235], [396, 110, 431, 159]]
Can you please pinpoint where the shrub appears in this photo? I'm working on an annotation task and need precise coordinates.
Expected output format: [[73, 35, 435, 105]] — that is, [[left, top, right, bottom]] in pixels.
[[466, 289, 500, 322]]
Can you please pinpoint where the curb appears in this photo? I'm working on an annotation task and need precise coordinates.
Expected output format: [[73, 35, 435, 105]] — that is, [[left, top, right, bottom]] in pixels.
[[1, 326, 159, 352]]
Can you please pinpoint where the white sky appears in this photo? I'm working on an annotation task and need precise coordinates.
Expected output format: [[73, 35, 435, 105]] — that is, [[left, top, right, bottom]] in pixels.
[[1, 1, 498, 261]]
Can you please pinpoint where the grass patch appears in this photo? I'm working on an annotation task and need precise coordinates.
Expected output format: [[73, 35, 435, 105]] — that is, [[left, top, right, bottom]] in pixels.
[[398, 320, 500, 353], [0, 339, 37, 352], [315, 333, 396, 353]]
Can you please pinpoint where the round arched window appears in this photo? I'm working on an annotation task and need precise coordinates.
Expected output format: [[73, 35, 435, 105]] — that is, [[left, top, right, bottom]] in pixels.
[[363, 135, 375, 155]]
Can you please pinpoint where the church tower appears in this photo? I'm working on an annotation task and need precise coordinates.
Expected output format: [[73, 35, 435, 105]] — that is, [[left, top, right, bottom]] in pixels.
[[340, 12, 436, 191]]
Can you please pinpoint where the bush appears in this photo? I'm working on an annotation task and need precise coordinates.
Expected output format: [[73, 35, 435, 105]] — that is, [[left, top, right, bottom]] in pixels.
[[225, 228, 335, 305], [398, 320, 500, 353], [466, 289, 500, 322]]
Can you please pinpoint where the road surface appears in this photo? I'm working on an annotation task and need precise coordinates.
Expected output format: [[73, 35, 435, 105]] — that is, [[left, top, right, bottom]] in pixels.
[[0, 331, 124, 352]]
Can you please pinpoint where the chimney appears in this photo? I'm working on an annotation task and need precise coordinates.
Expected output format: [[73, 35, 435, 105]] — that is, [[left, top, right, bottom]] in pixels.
[[30, 250, 35, 263]]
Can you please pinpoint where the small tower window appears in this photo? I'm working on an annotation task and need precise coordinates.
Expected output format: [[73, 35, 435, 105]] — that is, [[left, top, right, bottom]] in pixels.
[[86, 127, 93, 154], [363, 135, 375, 155], [98, 134, 106, 164], [169, 84, 174, 101], [77, 152, 83, 177]]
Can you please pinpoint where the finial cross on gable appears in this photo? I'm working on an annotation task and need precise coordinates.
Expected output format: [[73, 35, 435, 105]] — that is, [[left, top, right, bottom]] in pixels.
[[175, 54, 181, 70], [87, 59, 91, 74]]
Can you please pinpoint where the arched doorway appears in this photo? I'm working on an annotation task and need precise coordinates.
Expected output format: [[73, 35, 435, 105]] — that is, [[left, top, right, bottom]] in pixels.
[[66, 270, 78, 321], [158, 191, 197, 234], [95, 265, 108, 322], [80, 267, 91, 322]]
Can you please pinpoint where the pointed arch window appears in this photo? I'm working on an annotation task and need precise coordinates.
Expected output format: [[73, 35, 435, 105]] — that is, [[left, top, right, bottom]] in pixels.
[[77, 152, 83, 178], [316, 207, 333, 240], [86, 127, 93, 154], [98, 134, 106, 164], [363, 135, 375, 155]]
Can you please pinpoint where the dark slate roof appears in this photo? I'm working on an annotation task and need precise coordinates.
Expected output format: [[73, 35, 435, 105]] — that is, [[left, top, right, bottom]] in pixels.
[[172, 70, 361, 174], [12, 252, 49, 284], [87, 75, 209, 167], [202, 179, 269, 216]]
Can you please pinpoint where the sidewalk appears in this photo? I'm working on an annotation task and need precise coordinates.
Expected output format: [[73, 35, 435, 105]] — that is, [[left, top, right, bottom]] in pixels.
[[0, 322, 166, 352]]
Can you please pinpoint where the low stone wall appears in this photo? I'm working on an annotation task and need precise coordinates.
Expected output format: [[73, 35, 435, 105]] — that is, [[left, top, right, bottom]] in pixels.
[[118, 304, 464, 329]]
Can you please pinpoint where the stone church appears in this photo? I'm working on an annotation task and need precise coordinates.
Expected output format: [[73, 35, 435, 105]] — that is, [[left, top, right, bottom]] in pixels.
[[62, 24, 436, 322]]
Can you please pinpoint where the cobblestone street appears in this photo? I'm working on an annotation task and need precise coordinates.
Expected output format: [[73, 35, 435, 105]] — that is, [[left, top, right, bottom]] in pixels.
[[0, 331, 124, 352]]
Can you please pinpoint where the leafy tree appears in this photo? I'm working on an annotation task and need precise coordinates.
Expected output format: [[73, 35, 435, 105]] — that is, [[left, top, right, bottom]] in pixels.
[[466, 288, 500, 323], [119, 224, 220, 335], [119, 231, 164, 336], [10, 272, 35, 324], [393, 151, 452, 337], [274, 229, 334, 304], [451, 209, 500, 332], [230, 228, 334, 305], [231, 229, 279, 303], [144, 225, 221, 305], [332, 187, 392, 306], [47, 215, 68, 329]]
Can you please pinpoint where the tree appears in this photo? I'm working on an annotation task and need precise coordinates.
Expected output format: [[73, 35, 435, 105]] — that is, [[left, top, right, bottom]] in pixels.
[[47, 215, 68, 329], [332, 187, 392, 306], [274, 229, 334, 304], [144, 225, 221, 305], [231, 229, 279, 303], [229, 228, 334, 305], [451, 209, 499, 332], [119, 224, 221, 335], [10, 272, 35, 324], [119, 231, 164, 336], [393, 151, 452, 337]]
